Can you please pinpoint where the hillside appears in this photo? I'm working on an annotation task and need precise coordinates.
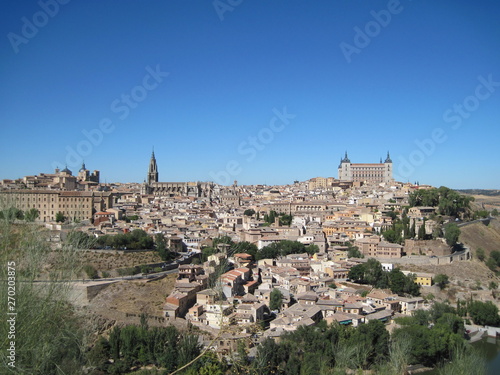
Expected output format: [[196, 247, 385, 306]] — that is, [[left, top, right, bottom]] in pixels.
[[460, 218, 500, 256]]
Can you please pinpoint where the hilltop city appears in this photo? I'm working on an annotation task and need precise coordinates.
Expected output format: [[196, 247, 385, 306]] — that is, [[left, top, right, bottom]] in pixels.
[[1, 151, 499, 373]]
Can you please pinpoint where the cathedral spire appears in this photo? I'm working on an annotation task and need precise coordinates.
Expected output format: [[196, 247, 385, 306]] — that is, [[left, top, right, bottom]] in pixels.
[[147, 149, 158, 184]]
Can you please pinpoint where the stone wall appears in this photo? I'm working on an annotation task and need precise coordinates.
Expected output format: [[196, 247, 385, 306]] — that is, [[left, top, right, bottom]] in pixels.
[[404, 239, 451, 257]]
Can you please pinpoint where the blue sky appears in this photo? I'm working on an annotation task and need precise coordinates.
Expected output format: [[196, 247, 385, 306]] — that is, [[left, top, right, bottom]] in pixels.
[[1, 0, 499, 188]]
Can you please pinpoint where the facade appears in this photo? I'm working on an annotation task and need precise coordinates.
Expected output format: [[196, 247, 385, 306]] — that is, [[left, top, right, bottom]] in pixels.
[[142, 151, 215, 197], [338, 152, 393, 184], [0, 190, 114, 222], [355, 235, 403, 258]]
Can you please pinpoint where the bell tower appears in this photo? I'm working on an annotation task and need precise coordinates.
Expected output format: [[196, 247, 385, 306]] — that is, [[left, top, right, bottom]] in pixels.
[[147, 149, 159, 184]]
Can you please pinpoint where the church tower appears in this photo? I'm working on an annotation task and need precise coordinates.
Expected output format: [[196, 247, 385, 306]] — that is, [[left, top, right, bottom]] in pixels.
[[147, 150, 159, 185]]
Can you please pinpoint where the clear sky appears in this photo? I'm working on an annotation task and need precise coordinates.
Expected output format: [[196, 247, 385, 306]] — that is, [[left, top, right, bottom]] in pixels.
[[1, 0, 499, 188]]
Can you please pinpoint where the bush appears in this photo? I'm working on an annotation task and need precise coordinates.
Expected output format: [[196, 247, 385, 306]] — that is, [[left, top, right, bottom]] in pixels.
[[83, 264, 98, 279]]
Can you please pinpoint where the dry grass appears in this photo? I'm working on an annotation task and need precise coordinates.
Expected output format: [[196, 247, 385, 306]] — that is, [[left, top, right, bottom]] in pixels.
[[81, 273, 178, 327], [460, 219, 500, 255], [80, 250, 163, 273]]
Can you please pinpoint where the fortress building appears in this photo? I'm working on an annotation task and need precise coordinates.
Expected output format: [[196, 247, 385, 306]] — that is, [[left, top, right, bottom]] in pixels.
[[338, 152, 393, 184], [142, 151, 214, 197]]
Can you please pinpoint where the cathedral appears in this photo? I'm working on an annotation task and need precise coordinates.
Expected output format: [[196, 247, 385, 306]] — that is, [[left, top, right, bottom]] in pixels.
[[142, 151, 215, 197]]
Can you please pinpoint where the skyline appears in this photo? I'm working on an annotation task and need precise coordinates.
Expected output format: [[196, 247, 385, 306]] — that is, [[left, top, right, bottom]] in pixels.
[[1, 1, 500, 188]]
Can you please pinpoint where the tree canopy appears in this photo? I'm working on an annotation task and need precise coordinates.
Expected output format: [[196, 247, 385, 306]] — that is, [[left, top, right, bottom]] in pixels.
[[96, 229, 154, 250], [257, 240, 314, 260], [408, 186, 473, 218], [348, 260, 420, 296]]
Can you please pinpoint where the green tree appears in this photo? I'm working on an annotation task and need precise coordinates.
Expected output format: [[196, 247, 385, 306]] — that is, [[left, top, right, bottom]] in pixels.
[[490, 250, 500, 267], [24, 208, 40, 222], [264, 210, 277, 225], [476, 247, 486, 262], [382, 228, 401, 244], [87, 336, 111, 371], [349, 319, 389, 365], [388, 268, 407, 294], [232, 241, 258, 259], [486, 257, 498, 272], [279, 214, 293, 226], [257, 240, 306, 260], [0, 206, 24, 220], [468, 301, 500, 326], [444, 223, 460, 247], [409, 220, 416, 238], [55, 211, 65, 222], [348, 263, 366, 283], [347, 245, 363, 258], [305, 243, 319, 255], [434, 274, 449, 290], [269, 288, 283, 311], [418, 219, 427, 240], [155, 233, 173, 261], [201, 246, 217, 262], [243, 209, 255, 216]]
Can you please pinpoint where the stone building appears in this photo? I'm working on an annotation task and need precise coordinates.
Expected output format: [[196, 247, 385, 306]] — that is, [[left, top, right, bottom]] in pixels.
[[338, 152, 393, 184], [142, 151, 215, 197], [77, 162, 100, 184], [0, 189, 114, 223]]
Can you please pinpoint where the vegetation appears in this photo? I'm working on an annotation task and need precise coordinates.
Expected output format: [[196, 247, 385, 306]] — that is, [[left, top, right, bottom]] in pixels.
[[269, 288, 283, 312], [393, 310, 465, 366], [83, 264, 99, 279], [247, 305, 480, 375], [0, 209, 89, 374], [0, 207, 40, 222], [257, 240, 316, 260], [24, 208, 40, 221], [346, 242, 363, 258], [55, 211, 66, 222], [444, 222, 460, 247], [243, 209, 255, 216], [66, 230, 96, 248], [249, 320, 389, 374], [263, 210, 293, 226], [96, 229, 154, 250], [123, 214, 139, 223], [201, 236, 258, 262], [408, 186, 473, 218], [434, 274, 450, 290], [88, 321, 203, 374], [476, 247, 486, 261], [381, 210, 426, 245], [468, 301, 500, 326], [348, 259, 420, 296], [154, 233, 175, 261]]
